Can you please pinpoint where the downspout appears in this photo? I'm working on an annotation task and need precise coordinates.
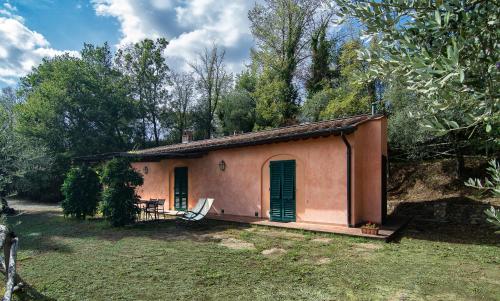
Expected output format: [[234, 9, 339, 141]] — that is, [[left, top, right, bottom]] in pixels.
[[341, 133, 353, 228]]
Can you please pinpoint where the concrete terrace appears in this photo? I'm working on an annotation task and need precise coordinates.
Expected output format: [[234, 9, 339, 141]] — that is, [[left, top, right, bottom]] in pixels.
[[207, 214, 409, 242]]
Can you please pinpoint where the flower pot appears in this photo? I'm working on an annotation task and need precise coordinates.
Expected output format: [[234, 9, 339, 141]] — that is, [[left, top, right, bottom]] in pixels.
[[361, 227, 379, 235]]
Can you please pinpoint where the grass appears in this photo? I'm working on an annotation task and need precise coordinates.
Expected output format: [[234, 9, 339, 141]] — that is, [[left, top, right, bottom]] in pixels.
[[6, 210, 500, 301]]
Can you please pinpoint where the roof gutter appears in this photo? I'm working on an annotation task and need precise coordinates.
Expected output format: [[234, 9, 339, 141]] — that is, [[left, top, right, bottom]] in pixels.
[[341, 132, 354, 228]]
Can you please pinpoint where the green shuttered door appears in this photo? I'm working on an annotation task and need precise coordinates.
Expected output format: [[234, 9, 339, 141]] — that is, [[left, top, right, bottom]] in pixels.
[[270, 160, 296, 222], [174, 167, 188, 210]]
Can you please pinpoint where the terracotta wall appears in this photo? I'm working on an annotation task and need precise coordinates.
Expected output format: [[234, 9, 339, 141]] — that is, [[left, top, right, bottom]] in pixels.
[[352, 117, 387, 225], [133, 160, 168, 200], [132, 117, 387, 226]]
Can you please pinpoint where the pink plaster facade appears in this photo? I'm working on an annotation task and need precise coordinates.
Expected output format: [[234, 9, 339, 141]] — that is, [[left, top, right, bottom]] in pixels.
[[132, 116, 387, 226]]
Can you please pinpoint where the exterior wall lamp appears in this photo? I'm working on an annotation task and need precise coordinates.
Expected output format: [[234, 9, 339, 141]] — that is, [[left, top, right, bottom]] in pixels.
[[143, 166, 149, 174], [218, 160, 226, 171]]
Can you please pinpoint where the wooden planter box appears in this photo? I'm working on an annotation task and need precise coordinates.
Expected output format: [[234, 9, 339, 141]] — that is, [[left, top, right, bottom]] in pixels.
[[361, 227, 379, 235]]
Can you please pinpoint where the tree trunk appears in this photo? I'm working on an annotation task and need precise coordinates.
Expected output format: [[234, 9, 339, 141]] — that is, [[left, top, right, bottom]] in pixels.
[[453, 135, 465, 179], [141, 117, 147, 147], [2, 236, 17, 301], [0, 227, 18, 301], [152, 113, 159, 146]]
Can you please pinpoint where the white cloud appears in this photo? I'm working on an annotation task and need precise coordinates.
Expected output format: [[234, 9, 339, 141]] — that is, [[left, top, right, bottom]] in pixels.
[[0, 2, 23, 22], [0, 3, 79, 86], [92, 0, 254, 74]]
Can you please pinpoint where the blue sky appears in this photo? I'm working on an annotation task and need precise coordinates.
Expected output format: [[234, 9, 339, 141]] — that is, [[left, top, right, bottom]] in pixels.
[[0, 0, 255, 87], [16, 0, 120, 50]]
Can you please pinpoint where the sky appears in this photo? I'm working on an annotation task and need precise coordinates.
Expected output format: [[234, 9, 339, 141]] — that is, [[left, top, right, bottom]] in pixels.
[[0, 0, 256, 87]]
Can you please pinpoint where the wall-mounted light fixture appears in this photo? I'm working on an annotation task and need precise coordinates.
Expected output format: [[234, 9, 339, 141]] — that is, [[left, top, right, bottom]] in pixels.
[[143, 166, 149, 174], [218, 160, 226, 171]]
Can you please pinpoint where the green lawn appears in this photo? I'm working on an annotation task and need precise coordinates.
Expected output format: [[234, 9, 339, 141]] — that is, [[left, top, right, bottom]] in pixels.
[[7, 209, 500, 301]]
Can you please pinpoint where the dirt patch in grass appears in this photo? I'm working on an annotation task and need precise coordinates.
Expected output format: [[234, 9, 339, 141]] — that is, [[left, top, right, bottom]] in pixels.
[[353, 243, 383, 250], [256, 229, 305, 240], [311, 237, 332, 244], [218, 238, 255, 250], [351, 243, 383, 258], [198, 232, 247, 247], [261, 248, 287, 256], [388, 290, 413, 301], [200, 232, 231, 241], [315, 257, 331, 265]]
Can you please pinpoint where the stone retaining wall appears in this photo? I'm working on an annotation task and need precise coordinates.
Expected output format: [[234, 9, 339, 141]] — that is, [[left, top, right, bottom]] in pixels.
[[388, 197, 498, 225]]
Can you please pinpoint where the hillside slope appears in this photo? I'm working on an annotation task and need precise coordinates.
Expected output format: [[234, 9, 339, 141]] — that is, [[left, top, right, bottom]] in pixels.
[[388, 158, 499, 225]]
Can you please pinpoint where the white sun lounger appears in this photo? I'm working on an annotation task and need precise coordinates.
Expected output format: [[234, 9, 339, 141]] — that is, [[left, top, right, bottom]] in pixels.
[[177, 198, 214, 221]]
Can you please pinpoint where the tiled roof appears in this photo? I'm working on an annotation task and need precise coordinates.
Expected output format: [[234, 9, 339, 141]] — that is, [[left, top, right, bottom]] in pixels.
[[130, 114, 381, 156]]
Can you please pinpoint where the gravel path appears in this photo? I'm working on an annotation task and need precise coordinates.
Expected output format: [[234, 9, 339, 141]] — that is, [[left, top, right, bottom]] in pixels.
[[6, 198, 61, 213]]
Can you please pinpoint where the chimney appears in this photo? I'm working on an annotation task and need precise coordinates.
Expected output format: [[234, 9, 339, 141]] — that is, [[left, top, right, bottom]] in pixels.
[[371, 102, 377, 115], [182, 130, 193, 143]]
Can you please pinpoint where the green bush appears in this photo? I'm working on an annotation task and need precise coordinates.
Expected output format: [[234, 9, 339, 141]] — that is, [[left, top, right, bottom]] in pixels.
[[61, 165, 101, 219], [100, 158, 143, 226]]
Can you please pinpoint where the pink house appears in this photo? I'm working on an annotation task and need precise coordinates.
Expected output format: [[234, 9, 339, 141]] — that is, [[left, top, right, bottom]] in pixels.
[[128, 114, 388, 228]]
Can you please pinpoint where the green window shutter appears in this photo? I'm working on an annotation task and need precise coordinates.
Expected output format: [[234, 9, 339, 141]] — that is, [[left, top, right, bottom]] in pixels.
[[269, 160, 296, 222], [174, 167, 188, 210], [281, 160, 296, 222], [269, 162, 282, 221]]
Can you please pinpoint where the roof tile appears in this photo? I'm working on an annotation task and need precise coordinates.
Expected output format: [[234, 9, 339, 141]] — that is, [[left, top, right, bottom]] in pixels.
[[131, 114, 380, 156]]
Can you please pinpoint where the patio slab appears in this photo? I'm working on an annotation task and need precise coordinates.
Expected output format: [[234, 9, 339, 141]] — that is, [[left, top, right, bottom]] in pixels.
[[207, 214, 409, 242]]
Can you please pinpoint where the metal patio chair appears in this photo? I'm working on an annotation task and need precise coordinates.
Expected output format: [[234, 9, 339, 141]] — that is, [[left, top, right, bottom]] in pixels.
[[145, 199, 158, 220]]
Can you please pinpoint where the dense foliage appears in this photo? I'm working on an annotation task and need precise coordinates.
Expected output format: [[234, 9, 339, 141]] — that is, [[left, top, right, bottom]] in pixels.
[[61, 165, 101, 219], [0, 88, 52, 199], [15, 44, 136, 200], [249, 0, 332, 127], [335, 0, 499, 173], [100, 158, 143, 226], [337, 0, 499, 131]]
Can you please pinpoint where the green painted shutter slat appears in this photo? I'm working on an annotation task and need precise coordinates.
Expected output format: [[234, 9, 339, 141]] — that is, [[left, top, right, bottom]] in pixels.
[[282, 160, 296, 221], [269, 162, 282, 221]]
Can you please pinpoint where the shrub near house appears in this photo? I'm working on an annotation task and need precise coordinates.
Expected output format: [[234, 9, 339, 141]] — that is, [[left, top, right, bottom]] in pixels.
[[100, 158, 143, 226], [61, 165, 101, 219]]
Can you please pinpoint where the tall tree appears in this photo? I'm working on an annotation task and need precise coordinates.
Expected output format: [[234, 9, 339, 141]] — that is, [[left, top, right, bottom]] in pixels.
[[253, 68, 289, 129], [306, 19, 339, 98], [169, 72, 195, 142], [115, 38, 170, 146], [18, 44, 134, 156], [249, 0, 328, 125], [217, 68, 258, 135], [0, 88, 20, 197], [320, 40, 374, 119], [0, 87, 53, 200], [190, 44, 231, 139], [16, 44, 136, 200]]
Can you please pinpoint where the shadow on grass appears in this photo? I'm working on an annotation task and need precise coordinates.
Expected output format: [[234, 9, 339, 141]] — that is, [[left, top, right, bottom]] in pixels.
[[8, 201, 499, 256], [14, 284, 57, 301], [391, 218, 499, 246], [8, 211, 252, 255]]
